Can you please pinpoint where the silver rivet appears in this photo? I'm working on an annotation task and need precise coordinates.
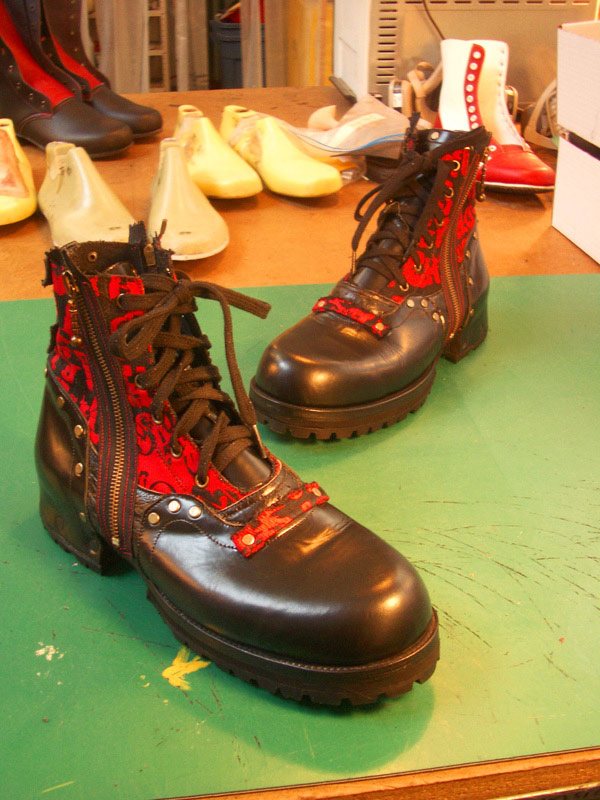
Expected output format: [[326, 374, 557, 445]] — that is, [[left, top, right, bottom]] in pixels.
[[111, 536, 120, 548], [57, 395, 65, 408], [74, 424, 85, 438], [148, 511, 160, 525], [241, 533, 255, 546], [167, 500, 181, 514], [421, 298, 428, 308], [74, 462, 84, 476], [188, 505, 202, 519], [407, 298, 415, 308]]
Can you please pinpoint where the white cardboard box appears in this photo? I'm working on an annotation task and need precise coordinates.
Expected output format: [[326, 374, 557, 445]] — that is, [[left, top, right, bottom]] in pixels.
[[553, 137, 600, 264], [557, 21, 600, 148], [552, 20, 600, 264]]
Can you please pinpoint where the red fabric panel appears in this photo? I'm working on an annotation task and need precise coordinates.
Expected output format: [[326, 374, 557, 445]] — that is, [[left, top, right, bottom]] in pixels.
[[0, 1, 72, 106], [51, 35, 102, 89]]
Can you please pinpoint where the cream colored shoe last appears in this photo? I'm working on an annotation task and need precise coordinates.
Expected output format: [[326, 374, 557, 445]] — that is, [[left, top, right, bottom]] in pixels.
[[221, 105, 343, 198], [0, 118, 36, 225], [38, 141, 134, 246], [148, 138, 229, 260], [174, 104, 262, 199]]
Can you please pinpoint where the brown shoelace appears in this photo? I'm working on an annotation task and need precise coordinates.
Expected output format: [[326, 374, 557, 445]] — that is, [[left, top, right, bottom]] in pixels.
[[111, 272, 270, 484]]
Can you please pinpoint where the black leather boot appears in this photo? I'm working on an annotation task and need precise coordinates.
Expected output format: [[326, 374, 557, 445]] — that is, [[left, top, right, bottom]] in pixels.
[[35, 228, 439, 705], [250, 126, 491, 439], [0, 0, 132, 156], [41, 0, 163, 138]]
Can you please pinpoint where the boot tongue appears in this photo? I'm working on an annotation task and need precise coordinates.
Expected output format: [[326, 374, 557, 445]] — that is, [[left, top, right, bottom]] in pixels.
[[351, 187, 429, 293]]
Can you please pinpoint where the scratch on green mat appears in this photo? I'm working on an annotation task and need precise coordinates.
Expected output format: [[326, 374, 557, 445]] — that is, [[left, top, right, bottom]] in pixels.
[[162, 646, 210, 690], [41, 780, 75, 794]]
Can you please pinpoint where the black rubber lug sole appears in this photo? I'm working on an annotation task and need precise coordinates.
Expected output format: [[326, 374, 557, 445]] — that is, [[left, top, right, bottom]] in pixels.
[[147, 584, 440, 706], [249, 362, 436, 440]]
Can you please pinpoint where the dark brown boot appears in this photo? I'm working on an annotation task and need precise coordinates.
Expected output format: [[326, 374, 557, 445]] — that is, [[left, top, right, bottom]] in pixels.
[[0, 0, 132, 156], [35, 228, 439, 705], [40, 0, 163, 138], [250, 126, 491, 439]]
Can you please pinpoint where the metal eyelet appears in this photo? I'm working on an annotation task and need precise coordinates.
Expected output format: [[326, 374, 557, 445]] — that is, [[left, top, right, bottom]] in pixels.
[[444, 186, 454, 199], [87, 251, 98, 263], [170, 444, 182, 459], [195, 474, 208, 489], [151, 412, 163, 425], [450, 159, 461, 175], [116, 293, 126, 308], [134, 373, 145, 389]]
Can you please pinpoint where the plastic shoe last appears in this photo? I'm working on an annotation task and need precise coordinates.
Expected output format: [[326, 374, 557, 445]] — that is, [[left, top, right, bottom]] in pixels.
[[0, 117, 36, 224], [35, 230, 439, 705], [250, 127, 491, 439], [174, 105, 262, 198], [221, 105, 343, 198], [38, 141, 134, 246], [438, 39, 554, 193], [148, 138, 229, 259]]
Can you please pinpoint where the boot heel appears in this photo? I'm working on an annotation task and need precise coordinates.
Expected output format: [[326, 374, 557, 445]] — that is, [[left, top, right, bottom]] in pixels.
[[39, 488, 122, 575], [442, 293, 488, 363]]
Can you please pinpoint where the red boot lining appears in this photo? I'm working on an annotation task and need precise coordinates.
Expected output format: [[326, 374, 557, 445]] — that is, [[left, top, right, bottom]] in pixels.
[[51, 35, 102, 90], [0, 1, 72, 107]]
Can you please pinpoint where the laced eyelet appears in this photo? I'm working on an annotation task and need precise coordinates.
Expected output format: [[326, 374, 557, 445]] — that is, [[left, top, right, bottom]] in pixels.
[[195, 474, 208, 489], [170, 444, 182, 459], [87, 251, 98, 263], [152, 412, 164, 425], [134, 373, 145, 389], [444, 186, 454, 199], [116, 293, 126, 308], [450, 159, 461, 175]]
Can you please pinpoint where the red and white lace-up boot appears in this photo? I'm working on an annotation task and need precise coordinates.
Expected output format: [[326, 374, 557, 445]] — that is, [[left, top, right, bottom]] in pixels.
[[438, 39, 555, 193]]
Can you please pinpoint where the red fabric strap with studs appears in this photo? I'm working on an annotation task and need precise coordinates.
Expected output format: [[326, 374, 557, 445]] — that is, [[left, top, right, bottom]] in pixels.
[[231, 482, 329, 557], [312, 296, 390, 338]]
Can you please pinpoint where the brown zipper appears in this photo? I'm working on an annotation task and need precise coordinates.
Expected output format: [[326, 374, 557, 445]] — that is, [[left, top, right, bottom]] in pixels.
[[62, 266, 137, 556], [440, 146, 486, 340]]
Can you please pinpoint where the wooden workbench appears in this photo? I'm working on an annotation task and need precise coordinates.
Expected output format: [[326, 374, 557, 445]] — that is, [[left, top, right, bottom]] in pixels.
[[0, 87, 598, 800]]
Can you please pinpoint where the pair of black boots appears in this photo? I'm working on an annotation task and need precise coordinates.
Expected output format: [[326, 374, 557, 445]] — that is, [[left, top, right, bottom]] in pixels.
[[0, 0, 162, 156], [35, 125, 490, 705]]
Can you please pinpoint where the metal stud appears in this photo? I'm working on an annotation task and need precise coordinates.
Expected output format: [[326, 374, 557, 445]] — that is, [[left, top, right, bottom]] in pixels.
[[241, 533, 255, 546], [111, 536, 120, 548], [374, 322, 386, 332], [406, 298, 415, 308], [432, 312, 440, 322], [167, 500, 181, 514], [148, 511, 160, 526], [74, 424, 85, 438], [74, 462, 84, 477], [421, 299, 428, 308], [429, 131, 440, 140], [79, 511, 86, 522], [57, 395, 65, 408], [188, 505, 202, 519], [467, 276, 474, 286], [465, 249, 471, 260], [440, 314, 446, 325], [70, 335, 82, 346]]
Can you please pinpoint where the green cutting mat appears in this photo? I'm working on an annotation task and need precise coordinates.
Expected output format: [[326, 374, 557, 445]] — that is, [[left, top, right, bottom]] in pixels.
[[1, 275, 599, 799]]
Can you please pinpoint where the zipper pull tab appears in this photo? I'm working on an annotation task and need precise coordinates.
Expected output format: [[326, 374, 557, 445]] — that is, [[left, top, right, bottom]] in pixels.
[[62, 268, 82, 343], [476, 147, 490, 202], [143, 242, 156, 268]]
